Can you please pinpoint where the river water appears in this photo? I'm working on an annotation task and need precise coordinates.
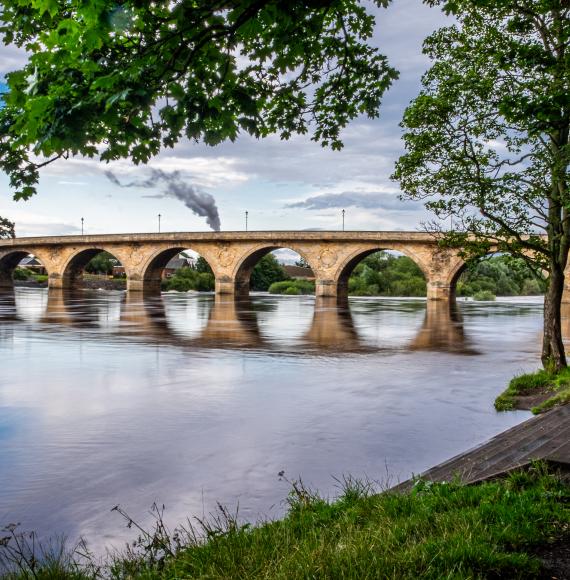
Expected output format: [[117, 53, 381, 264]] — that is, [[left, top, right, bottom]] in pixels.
[[0, 288, 541, 552]]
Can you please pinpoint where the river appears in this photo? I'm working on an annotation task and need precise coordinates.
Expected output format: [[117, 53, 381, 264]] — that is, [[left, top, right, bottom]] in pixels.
[[0, 288, 541, 553]]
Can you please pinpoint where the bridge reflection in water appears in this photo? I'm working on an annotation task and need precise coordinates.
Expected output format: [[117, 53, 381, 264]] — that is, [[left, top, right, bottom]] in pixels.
[[0, 288, 489, 355]]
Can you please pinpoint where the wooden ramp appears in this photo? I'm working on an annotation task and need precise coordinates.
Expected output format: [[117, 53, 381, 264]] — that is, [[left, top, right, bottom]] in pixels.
[[396, 405, 570, 492]]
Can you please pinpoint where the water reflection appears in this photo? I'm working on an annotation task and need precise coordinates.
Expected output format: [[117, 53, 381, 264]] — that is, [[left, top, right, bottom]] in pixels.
[[410, 300, 477, 354], [0, 289, 485, 355], [0, 288, 543, 553], [303, 297, 362, 350]]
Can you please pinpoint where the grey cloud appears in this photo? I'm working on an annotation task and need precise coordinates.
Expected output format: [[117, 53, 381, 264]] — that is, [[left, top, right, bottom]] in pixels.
[[0, 41, 30, 76], [287, 192, 421, 212], [104, 169, 221, 231]]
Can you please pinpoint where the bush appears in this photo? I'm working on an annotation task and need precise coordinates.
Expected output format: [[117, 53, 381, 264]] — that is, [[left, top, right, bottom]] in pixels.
[[12, 267, 32, 280], [162, 268, 214, 292], [268, 279, 315, 295], [473, 290, 496, 301]]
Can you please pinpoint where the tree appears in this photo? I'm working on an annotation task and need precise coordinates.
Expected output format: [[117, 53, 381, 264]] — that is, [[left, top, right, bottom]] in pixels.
[[250, 254, 288, 291], [393, 0, 570, 370], [0, 216, 15, 239], [195, 256, 213, 274], [0, 1, 397, 200], [85, 251, 117, 275]]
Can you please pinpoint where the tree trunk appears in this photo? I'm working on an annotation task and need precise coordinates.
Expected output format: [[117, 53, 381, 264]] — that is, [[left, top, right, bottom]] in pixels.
[[542, 263, 567, 371]]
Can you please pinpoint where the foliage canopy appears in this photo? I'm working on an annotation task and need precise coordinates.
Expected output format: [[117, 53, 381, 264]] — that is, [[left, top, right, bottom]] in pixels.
[[0, 216, 15, 239], [0, 0, 397, 200], [393, 0, 570, 368]]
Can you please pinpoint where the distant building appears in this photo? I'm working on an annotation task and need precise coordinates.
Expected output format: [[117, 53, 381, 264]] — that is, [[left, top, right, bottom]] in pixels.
[[162, 254, 197, 278], [283, 265, 315, 280], [111, 254, 197, 278], [19, 255, 46, 275]]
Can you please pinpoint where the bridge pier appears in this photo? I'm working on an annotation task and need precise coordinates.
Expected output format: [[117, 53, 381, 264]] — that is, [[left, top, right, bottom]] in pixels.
[[0, 271, 14, 289], [126, 278, 145, 292], [47, 273, 64, 290], [315, 279, 338, 298], [426, 282, 455, 302]]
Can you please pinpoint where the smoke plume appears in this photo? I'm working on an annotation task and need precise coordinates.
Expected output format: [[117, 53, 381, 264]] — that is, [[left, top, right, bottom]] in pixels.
[[104, 169, 221, 231]]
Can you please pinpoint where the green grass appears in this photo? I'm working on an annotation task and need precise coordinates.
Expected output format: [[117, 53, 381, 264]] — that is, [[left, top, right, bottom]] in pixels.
[[2, 467, 569, 579], [495, 367, 570, 413]]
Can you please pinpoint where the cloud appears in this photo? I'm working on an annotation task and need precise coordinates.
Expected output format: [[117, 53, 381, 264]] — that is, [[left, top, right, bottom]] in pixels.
[[104, 169, 221, 231], [286, 191, 421, 212], [0, 41, 30, 76], [0, 0, 451, 233], [15, 222, 81, 237]]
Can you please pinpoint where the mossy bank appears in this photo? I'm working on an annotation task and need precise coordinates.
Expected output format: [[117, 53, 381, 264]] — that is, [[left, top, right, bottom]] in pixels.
[[495, 367, 570, 414]]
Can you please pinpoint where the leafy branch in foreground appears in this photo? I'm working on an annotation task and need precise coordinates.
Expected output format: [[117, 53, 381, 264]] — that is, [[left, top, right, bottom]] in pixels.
[[0, 216, 15, 239], [394, 0, 570, 369], [0, 0, 397, 200]]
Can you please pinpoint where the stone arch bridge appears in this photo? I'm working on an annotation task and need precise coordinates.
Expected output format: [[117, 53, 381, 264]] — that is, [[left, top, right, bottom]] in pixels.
[[0, 231, 500, 300]]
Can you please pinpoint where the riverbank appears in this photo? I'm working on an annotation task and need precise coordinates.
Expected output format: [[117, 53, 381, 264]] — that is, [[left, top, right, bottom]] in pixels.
[[1, 465, 568, 578], [13, 278, 127, 291], [495, 368, 570, 413]]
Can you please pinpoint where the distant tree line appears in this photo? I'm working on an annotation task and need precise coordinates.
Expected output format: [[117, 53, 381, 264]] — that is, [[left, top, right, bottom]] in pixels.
[[156, 251, 548, 298], [457, 256, 546, 298], [162, 254, 289, 292], [348, 253, 426, 297]]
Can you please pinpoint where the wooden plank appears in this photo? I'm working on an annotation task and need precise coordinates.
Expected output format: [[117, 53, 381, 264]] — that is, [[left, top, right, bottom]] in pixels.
[[394, 405, 570, 492]]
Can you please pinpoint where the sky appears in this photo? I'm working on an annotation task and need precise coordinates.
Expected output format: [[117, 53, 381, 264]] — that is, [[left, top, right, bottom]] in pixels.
[[0, 0, 452, 237]]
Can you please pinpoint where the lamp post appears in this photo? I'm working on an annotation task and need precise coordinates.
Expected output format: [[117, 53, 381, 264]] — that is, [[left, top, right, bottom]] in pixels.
[[158, 213, 161, 233], [245, 210, 248, 232], [342, 209, 345, 232], [81, 217, 84, 235]]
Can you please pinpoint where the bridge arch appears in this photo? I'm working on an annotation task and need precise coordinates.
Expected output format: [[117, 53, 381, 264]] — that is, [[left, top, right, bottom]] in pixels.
[[60, 247, 126, 290], [0, 250, 50, 290], [232, 244, 316, 296], [139, 245, 219, 294], [333, 245, 430, 300]]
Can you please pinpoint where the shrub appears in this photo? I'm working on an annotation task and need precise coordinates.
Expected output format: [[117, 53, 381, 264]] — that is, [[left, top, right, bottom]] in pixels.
[[13, 267, 32, 280], [268, 280, 315, 295], [162, 268, 214, 292], [473, 290, 496, 301]]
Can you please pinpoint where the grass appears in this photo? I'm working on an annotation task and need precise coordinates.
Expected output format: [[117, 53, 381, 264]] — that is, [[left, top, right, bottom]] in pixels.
[[495, 367, 570, 413], [2, 466, 569, 579]]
